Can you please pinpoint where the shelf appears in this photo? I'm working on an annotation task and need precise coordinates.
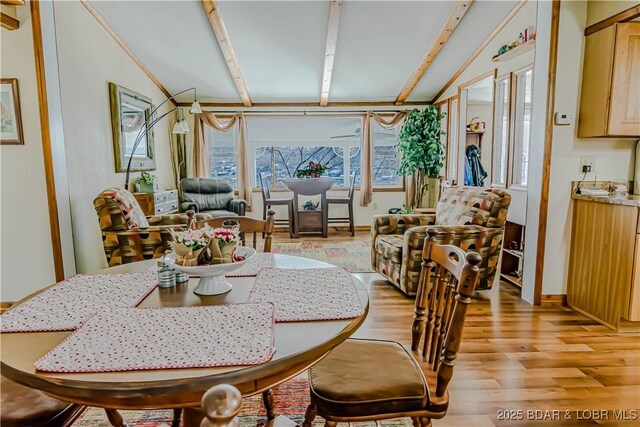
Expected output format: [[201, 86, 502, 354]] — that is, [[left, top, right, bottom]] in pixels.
[[501, 273, 522, 287], [492, 39, 536, 62], [503, 248, 524, 259]]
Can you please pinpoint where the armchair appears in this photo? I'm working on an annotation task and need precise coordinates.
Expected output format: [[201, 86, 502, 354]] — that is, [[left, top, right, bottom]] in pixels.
[[372, 186, 510, 295], [179, 178, 247, 217], [93, 187, 212, 266]]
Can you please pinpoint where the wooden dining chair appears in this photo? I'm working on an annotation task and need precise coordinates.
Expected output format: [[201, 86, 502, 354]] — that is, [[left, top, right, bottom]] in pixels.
[[301, 228, 482, 427], [191, 209, 276, 253], [259, 172, 294, 238], [327, 169, 358, 236]]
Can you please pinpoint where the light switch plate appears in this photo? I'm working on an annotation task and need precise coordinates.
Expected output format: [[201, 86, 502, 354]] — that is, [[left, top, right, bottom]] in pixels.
[[555, 112, 574, 125]]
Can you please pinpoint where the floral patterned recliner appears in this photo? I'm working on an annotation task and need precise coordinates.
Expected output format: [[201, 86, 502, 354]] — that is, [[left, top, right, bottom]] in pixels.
[[93, 187, 212, 266], [372, 187, 511, 295]]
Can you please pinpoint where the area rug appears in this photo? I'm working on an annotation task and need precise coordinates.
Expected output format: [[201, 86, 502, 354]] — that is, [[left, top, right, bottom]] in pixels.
[[270, 241, 374, 273], [74, 379, 409, 426]]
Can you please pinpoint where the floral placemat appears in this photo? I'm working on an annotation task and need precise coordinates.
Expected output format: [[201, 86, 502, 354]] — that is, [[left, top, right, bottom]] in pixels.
[[35, 304, 275, 373], [227, 253, 275, 277], [0, 270, 158, 333], [248, 267, 364, 322]]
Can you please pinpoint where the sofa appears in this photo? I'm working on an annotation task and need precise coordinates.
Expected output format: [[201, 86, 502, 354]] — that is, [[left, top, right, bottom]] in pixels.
[[179, 178, 247, 217], [372, 186, 511, 295], [94, 187, 212, 266]]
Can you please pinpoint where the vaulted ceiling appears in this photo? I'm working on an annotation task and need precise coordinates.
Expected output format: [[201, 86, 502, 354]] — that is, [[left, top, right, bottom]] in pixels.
[[83, 0, 520, 105]]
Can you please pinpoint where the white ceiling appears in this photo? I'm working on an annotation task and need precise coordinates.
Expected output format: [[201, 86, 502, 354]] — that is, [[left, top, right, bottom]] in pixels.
[[86, 0, 519, 104]]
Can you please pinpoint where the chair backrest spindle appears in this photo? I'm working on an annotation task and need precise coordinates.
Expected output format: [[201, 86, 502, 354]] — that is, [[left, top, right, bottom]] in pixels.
[[193, 210, 276, 252]]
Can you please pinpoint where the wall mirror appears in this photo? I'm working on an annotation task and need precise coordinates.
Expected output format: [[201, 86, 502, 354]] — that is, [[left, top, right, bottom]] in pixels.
[[109, 82, 156, 172]]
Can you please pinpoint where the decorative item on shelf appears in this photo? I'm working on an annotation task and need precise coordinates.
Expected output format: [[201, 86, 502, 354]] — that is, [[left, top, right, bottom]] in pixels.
[[133, 171, 159, 193], [466, 117, 486, 133], [398, 204, 413, 214], [397, 106, 446, 208], [296, 161, 327, 178], [302, 200, 320, 211], [494, 25, 536, 60], [0, 78, 24, 145]]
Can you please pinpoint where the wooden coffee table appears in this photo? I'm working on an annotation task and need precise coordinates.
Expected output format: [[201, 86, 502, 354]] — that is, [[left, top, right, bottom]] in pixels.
[[0, 255, 369, 426]]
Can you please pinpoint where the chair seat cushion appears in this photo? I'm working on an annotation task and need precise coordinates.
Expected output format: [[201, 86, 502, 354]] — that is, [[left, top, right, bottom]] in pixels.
[[201, 210, 239, 218], [309, 339, 427, 418], [1, 376, 84, 427], [374, 234, 404, 263]]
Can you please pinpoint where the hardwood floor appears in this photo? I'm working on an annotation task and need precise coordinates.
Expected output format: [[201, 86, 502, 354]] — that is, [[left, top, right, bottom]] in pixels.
[[351, 273, 640, 427]]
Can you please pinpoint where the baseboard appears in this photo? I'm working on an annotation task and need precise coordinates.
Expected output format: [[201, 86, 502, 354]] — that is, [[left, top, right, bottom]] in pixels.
[[1, 302, 14, 314], [540, 294, 567, 306], [273, 225, 371, 232]]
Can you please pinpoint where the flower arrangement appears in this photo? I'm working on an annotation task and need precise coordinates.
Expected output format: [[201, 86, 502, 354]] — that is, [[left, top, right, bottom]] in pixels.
[[171, 226, 243, 266], [296, 161, 327, 178]]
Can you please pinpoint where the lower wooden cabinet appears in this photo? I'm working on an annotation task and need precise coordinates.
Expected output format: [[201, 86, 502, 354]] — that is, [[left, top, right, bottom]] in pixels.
[[567, 199, 640, 329], [134, 190, 179, 216]]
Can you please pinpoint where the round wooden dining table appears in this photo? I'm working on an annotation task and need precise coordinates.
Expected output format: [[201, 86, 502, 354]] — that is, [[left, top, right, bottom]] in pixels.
[[0, 255, 369, 425]]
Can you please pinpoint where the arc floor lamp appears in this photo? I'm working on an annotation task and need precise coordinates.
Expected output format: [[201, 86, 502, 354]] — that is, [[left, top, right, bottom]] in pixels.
[[123, 87, 202, 191]]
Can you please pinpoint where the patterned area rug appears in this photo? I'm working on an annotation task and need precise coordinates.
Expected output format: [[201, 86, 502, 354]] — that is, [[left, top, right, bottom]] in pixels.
[[74, 379, 409, 426], [270, 241, 373, 273]]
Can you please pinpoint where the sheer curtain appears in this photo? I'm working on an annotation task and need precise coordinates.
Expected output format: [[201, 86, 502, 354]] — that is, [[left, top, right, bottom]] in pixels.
[[359, 111, 407, 207], [193, 112, 252, 210]]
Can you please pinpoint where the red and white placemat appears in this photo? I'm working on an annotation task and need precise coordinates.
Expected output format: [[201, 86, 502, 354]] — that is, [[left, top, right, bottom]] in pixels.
[[248, 267, 364, 322], [227, 253, 275, 277], [1, 270, 158, 333], [35, 304, 275, 373]]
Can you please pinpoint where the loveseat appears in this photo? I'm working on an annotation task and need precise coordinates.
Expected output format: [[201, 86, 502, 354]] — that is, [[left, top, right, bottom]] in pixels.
[[372, 186, 511, 295]]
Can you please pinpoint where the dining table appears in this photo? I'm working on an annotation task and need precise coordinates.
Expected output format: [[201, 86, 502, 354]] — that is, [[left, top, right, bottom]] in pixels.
[[280, 177, 335, 238], [0, 254, 369, 427]]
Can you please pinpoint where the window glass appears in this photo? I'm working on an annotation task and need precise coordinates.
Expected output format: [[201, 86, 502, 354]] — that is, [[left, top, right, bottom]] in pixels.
[[447, 97, 459, 181], [492, 75, 511, 186], [372, 122, 400, 186], [207, 126, 237, 187], [512, 67, 533, 187]]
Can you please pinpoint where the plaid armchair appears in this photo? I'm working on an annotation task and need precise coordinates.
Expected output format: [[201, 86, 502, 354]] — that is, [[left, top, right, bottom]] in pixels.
[[93, 187, 212, 266], [372, 187, 511, 295]]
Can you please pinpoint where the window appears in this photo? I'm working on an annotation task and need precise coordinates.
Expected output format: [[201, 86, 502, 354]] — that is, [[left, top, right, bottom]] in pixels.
[[371, 122, 401, 187], [511, 66, 533, 187], [447, 96, 459, 182], [492, 74, 511, 187], [207, 126, 237, 187], [437, 101, 449, 177]]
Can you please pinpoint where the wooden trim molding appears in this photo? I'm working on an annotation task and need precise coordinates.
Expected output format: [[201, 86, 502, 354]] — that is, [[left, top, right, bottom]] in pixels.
[[458, 69, 497, 90], [79, 0, 172, 100], [1, 11, 19, 30], [30, 0, 64, 281], [540, 294, 567, 306], [174, 101, 430, 108], [395, 0, 472, 105], [585, 4, 640, 36], [202, 0, 252, 107], [320, 0, 343, 107], [431, 1, 527, 103], [533, 0, 561, 306], [1, 0, 25, 5]]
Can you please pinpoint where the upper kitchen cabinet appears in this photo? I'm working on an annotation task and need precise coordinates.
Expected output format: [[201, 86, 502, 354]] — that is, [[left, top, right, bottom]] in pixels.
[[578, 22, 640, 138]]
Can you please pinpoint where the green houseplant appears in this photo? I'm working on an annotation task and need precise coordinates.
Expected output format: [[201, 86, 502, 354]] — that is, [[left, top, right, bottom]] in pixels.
[[397, 106, 446, 208], [133, 171, 159, 193]]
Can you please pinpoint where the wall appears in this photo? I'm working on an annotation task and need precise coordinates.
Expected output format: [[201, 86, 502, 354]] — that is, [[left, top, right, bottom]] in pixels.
[[53, 0, 175, 273], [540, 0, 638, 296], [0, 3, 57, 301]]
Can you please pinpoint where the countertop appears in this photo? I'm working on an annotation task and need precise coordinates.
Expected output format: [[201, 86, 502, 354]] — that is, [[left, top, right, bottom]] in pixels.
[[572, 192, 640, 207]]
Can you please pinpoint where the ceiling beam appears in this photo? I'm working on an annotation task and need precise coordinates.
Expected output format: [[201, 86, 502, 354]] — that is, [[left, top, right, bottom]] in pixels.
[[202, 0, 252, 107], [320, 0, 343, 107], [1, 0, 25, 5], [79, 0, 172, 99], [394, 0, 472, 105], [174, 101, 430, 108], [430, 1, 526, 103], [1, 11, 19, 30]]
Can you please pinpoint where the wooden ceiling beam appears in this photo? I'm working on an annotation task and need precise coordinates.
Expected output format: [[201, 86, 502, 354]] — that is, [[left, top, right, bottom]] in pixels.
[[320, 0, 343, 107], [430, 1, 526, 103], [394, 0, 472, 105], [174, 101, 430, 108], [202, 0, 252, 107], [1, 11, 19, 30], [1, 0, 25, 5], [80, 0, 172, 99]]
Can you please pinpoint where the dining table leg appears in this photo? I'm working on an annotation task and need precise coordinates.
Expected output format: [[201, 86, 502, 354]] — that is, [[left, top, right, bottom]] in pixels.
[[262, 388, 277, 420], [183, 407, 205, 427], [105, 408, 128, 427]]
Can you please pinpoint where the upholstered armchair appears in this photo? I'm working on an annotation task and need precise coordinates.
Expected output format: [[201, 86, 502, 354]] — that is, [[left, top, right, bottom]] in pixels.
[[93, 187, 212, 266], [179, 178, 247, 217], [372, 186, 511, 295]]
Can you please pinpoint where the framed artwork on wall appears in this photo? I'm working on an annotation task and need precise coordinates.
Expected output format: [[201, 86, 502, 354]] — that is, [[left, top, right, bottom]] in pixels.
[[1, 78, 24, 145]]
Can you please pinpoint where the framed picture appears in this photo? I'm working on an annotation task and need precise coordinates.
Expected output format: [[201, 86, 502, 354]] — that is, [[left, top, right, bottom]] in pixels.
[[1, 78, 24, 145]]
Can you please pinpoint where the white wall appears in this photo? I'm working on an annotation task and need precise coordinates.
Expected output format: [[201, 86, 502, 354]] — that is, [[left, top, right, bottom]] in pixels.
[[540, 0, 637, 296], [0, 3, 57, 301], [53, 0, 175, 273]]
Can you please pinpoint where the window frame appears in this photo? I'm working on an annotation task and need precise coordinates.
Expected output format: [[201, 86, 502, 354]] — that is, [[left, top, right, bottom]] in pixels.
[[446, 95, 460, 183], [509, 64, 534, 189], [491, 73, 512, 188]]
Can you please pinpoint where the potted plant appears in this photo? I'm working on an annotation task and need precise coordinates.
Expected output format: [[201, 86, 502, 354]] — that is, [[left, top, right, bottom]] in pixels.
[[397, 106, 446, 208], [133, 171, 159, 193]]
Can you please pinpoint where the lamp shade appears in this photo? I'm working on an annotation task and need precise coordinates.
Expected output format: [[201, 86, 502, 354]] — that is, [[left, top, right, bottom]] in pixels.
[[180, 119, 189, 132], [172, 121, 186, 134], [190, 101, 202, 114]]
